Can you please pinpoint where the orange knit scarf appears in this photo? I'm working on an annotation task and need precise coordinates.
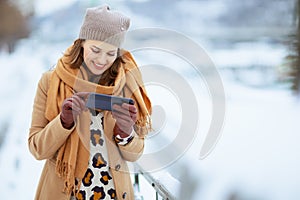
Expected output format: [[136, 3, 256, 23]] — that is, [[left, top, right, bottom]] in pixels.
[[44, 46, 151, 195]]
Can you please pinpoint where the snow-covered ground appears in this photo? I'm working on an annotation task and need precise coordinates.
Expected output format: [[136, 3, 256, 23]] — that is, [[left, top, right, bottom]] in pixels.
[[124, 61, 299, 200], [0, 1, 299, 200], [164, 82, 300, 200]]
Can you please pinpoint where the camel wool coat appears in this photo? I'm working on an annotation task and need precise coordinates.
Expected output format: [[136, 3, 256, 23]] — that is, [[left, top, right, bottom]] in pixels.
[[28, 71, 145, 200]]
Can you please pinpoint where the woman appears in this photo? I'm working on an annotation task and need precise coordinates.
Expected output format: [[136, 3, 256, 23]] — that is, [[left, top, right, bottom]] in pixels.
[[28, 5, 151, 200]]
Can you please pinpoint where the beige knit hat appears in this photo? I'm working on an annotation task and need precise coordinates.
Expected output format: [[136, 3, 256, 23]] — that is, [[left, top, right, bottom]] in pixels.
[[79, 5, 130, 47]]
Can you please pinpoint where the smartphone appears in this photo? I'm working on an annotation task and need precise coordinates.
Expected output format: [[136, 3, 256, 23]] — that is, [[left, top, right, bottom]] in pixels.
[[85, 93, 135, 111]]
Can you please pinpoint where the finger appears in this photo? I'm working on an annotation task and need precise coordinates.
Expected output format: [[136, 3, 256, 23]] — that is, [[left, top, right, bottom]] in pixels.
[[112, 111, 132, 122], [67, 97, 81, 113], [131, 113, 137, 122], [63, 100, 73, 111], [72, 95, 88, 112], [115, 118, 133, 130], [114, 112, 136, 127], [112, 104, 128, 115], [121, 103, 137, 114], [75, 92, 90, 101], [118, 105, 137, 119], [112, 104, 132, 116], [112, 106, 134, 119], [72, 95, 86, 111], [112, 106, 137, 123], [72, 109, 81, 117]]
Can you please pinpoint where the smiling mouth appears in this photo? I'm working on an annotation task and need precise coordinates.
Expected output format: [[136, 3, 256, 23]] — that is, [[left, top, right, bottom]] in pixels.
[[93, 61, 105, 69]]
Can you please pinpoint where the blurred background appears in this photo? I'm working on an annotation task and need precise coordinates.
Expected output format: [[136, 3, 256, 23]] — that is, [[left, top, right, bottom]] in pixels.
[[0, 0, 300, 199]]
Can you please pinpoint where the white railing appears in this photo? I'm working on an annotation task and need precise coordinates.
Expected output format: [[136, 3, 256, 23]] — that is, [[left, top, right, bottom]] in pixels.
[[133, 163, 180, 200]]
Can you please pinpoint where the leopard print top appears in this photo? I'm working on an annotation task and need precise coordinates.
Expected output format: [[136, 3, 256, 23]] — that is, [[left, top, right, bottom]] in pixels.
[[75, 111, 116, 200]]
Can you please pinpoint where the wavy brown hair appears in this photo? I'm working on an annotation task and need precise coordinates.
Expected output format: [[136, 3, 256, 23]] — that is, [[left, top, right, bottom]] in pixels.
[[64, 39, 124, 86]]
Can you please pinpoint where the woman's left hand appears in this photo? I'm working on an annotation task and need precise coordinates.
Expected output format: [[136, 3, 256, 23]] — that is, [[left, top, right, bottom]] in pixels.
[[112, 103, 137, 137]]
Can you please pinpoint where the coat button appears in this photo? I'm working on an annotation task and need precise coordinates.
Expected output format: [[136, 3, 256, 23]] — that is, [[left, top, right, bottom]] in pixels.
[[115, 164, 121, 171], [122, 192, 127, 199]]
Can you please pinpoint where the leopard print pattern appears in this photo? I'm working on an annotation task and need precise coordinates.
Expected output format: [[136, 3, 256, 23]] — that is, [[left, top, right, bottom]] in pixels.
[[75, 111, 116, 200]]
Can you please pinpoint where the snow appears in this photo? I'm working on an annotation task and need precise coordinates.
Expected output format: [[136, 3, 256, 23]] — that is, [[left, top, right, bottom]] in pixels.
[[0, 1, 300, 200], [0, 49, 45, 199], [192, 83, 300, 200], [133, 47, 300, 200]]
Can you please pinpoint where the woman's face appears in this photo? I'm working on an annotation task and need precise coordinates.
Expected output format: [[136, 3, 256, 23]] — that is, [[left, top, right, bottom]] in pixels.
[[82, 40, 118, 75]]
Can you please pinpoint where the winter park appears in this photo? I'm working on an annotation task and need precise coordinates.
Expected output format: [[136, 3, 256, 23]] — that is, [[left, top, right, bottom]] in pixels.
[[0, 0, 300, 199]]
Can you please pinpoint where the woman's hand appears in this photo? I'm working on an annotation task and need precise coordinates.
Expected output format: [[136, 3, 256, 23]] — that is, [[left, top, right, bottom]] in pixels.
[[112, 103, 137, 137], [60, 92, 89, 129]]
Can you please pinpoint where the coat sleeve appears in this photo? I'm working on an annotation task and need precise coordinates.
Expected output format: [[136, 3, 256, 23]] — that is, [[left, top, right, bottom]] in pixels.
[[117, 132, 145, 162], [28, 71, 74, 160]]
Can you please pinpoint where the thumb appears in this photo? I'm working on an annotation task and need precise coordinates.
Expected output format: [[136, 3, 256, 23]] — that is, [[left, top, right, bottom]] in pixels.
[[75, 92, 90, 101]]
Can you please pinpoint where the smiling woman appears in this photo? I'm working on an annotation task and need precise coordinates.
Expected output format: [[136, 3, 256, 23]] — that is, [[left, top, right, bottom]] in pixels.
[[64, 39, 126, 86], [82, 40, 118, 76], [28, 4, 152, 200]]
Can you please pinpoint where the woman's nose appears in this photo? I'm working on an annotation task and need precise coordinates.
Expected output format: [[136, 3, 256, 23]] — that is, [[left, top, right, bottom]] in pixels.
[[95, 53, 107, 65]]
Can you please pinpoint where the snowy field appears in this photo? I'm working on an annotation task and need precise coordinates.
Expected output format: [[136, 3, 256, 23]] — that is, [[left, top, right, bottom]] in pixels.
[[1, 0, 300, 200]]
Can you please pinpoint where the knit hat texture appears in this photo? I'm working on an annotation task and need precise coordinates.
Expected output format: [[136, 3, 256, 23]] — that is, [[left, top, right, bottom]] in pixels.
[[79, 5, 130, 47]]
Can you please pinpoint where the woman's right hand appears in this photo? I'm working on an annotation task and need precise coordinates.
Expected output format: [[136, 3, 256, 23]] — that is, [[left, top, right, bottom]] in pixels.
[[60, 92, 90, 129]]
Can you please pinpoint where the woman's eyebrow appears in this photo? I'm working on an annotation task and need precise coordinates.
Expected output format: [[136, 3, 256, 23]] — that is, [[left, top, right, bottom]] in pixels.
[[91, 45, 100, 50], [91, 45, 116, 53]]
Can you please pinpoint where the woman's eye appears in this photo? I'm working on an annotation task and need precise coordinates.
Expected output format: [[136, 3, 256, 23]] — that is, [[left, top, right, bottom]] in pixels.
[[91, 48, 100, 53], [107, 53, 115, 57]]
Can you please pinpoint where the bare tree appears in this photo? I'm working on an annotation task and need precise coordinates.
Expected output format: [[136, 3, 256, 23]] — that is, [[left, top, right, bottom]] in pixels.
[[0, 0, 31, 53], [286, 0, 300, 95]]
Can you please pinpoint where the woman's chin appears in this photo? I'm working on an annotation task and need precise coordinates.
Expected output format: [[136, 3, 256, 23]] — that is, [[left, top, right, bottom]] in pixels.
[[91, 70, 103, 76]]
